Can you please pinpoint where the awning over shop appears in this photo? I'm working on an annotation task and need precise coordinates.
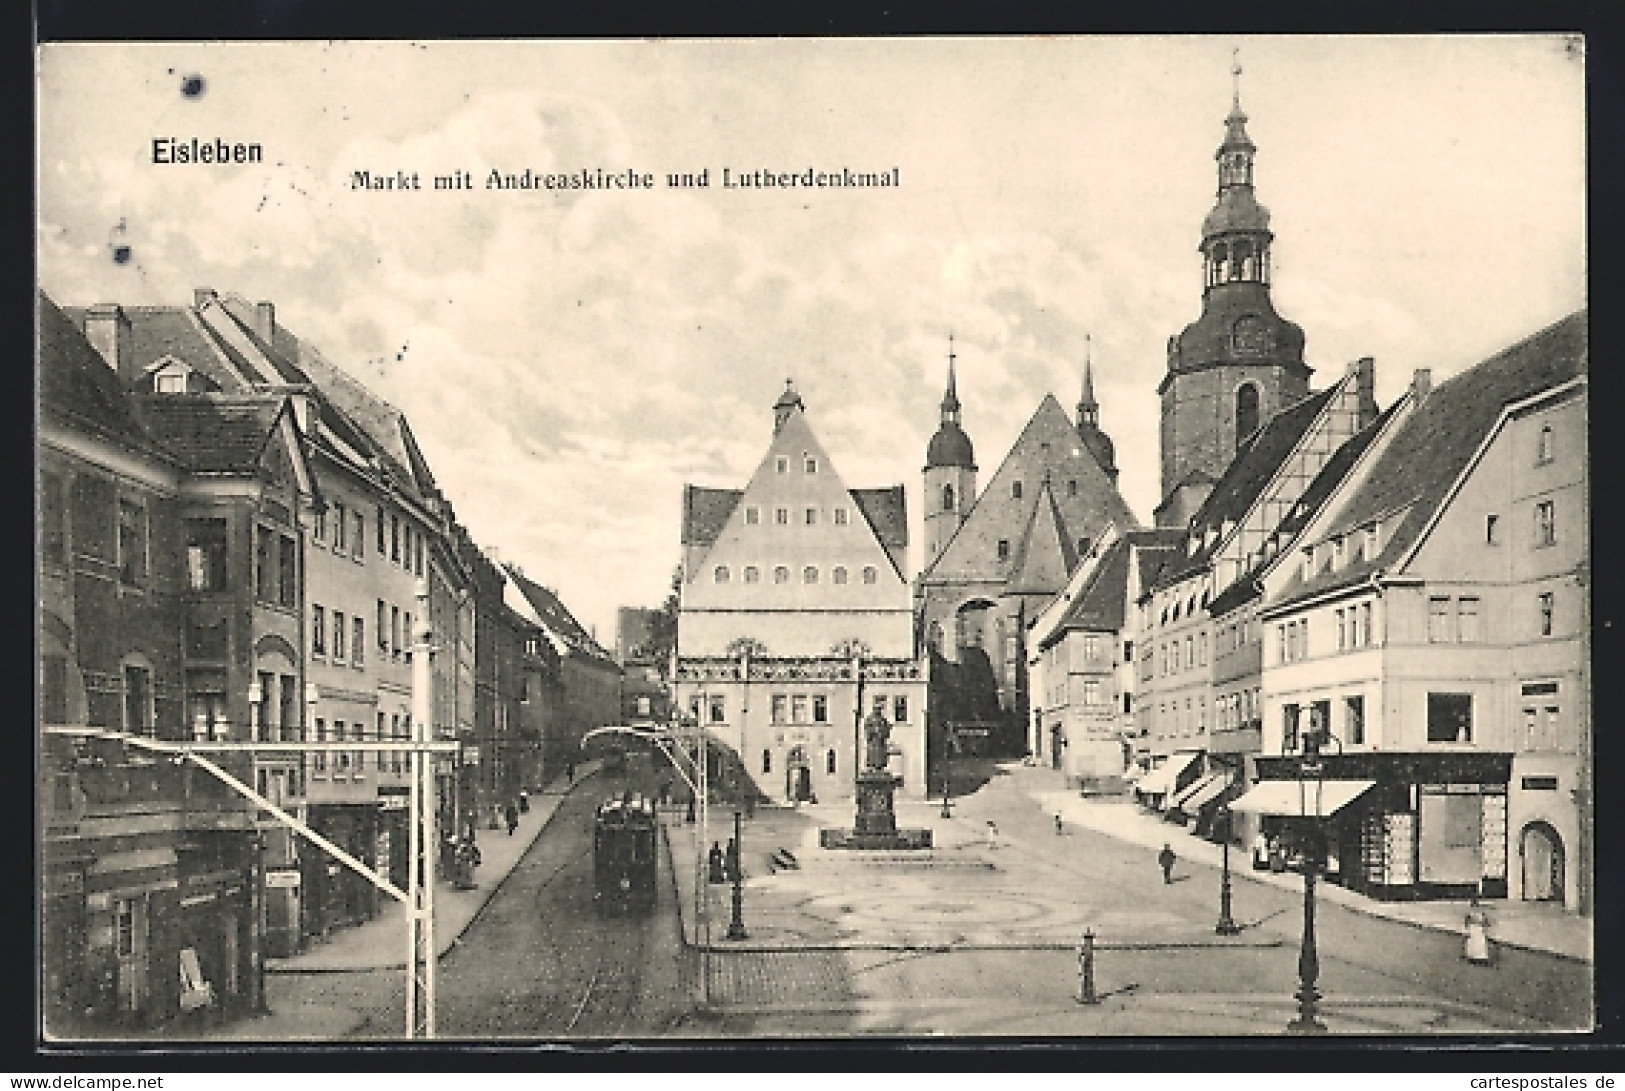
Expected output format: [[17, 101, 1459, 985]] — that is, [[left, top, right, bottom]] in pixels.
[[1135, 752, 1200, 798], [1171, 773, 1231, 813], [1229, 778, 1376, 818]]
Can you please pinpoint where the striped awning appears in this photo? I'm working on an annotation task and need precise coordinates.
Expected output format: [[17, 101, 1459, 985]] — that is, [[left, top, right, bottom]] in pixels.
[[1135, 752, 1200, 798], [1170, 772, 1230, 813], [1229, 779, 1376, 818]]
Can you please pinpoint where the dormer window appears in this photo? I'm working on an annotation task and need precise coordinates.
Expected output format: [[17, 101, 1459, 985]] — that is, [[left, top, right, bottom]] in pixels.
[[1334, 536, 1346, 568], [155, 371, 187, 394], [1301, 547, 1314, 582], [1364, 523, 1380, 558]]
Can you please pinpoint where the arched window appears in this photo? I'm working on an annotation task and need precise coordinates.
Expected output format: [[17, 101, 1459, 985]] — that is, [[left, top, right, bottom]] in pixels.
[[862, 566, 878, 585], [714, 565, 730, 583], [773, 566, 790, 584], [832, 566, 848, 585], [803, 566, 819, 584], [1236, 383, 1261, 448], [942, 483, 956, 512], [1211, 242, 1229, 284], [743, 566, 760, 584], [1233, 240, 1254, 281]]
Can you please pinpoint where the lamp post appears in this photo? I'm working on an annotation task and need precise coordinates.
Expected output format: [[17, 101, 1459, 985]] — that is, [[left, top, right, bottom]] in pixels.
[[725, 808, 748, 940], [1215, 804, 1240, 936], [940, 722, 954, 819], [1286, 730, 1327, 1035]]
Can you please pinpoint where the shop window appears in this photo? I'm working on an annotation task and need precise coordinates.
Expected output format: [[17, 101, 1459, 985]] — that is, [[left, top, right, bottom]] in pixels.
[[185, 519, 229, 591], [1427, 692, 1474, 743]]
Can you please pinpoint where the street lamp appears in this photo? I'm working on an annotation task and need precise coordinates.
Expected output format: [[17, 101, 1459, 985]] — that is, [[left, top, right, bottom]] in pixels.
[[1286, 729, 1328, 1035], [725, 808, 748, 940], [1214, 804, 1240, 936], [940, 721, 954, 819]]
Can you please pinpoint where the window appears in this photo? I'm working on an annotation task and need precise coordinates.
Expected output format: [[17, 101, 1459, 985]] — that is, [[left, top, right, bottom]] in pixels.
[[185, 519, 228, 591], [1281, 703, 1300, 753], [833, 507, 848, 526], [118, 499, 147, 586], [312, 718, 327, 773], [942, 484, 956, 512], [377, 600, 389, 651], [41, 472, 68, 567], [1357, 603, 1373, 648], [745, 506, 760, 525], [1537, 423, 1555, 465], [762, 749, 773, 773], [376, 506, 386, 554], [893, 696, 909, 722], [771, 695, 787, 723], [391, 514, 401, 563], [123, 664, 153, 736], [1082, 680, 1102, 707], [1068, 479, 1078, 498], [312, 605, 326, 656], [773, 566, 790, 584], [862, 566, 878, 584], [805, 457, 818, 474], [1534, 500, 1556, 547], [391, 605, 401, 659], [1538, 591, 1555, 636], [873, 694, 888, 719], [313, 504, 326, 542], [336, 720, 349, 771], [1083, 634, 1099, 661], [188, 674, 226, 741], [403, 613, 413, 661], [278, 534, 297, 607], [1335, 608, 1347, 651], [1427, 692, 1473, 743], [805, 507, 818, 525], [1010, 481, 1023, 500], [1079, 537, 1092, 557], [775, 457, 788, 474], [803, 566, 818, 584], [377, 712, 388, 770], [827, 749, 837, 775], [997, 539, 1010, 561], [813, 695, 828, 722], [352, 617, 364, 665], [1277, 624, 1287, 664], [744, 566, 760, 584], [714, 565, 730, 584], [776, 508, 789, 526], [708, 695, 725, 724], [353, 511, 365, 560], [1486, 514, 1500, 545], [1457, 597, 1481, 643], [792, 696, 809, 724], [832, 566, 847, 585], [333, 612, 346, 663], [1428, 597, 1452, 643], [41, 654, 68, 724], [1236, 383, 1261, 447], [333, 502, 347, 553]]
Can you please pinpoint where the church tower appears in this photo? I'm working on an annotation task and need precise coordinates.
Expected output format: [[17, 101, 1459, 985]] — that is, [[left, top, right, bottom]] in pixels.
[[1155, 60, 1311, 528], [1075, 335, 1118, 485], [923, 335, 977, 563]]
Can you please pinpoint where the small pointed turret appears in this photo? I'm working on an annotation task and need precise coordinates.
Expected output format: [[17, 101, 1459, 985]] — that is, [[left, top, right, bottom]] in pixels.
[[773, 378, 804, 432], [925, 336, 975, 470], [1077, 334, 1099, 427]]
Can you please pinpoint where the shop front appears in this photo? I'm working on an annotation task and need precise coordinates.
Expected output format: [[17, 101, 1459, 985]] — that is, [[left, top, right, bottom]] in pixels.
[[1251, 752, 1512, 901]]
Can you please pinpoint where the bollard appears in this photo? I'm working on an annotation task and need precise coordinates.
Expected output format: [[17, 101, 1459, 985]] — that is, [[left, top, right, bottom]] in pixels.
[[1076, 928, 1100, 1005]]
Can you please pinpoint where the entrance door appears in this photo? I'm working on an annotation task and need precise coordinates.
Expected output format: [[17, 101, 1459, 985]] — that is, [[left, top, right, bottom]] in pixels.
[[795, 766, 812, 802], [1521, 823, 1565, 903], [1050, 726, 1064, 770]]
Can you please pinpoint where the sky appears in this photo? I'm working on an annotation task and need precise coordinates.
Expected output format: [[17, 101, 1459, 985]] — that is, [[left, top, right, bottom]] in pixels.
[[36, 36, 1585, 642]]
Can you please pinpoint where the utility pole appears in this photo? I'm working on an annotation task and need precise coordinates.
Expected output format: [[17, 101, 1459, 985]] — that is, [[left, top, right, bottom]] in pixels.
[[406, 578, 437, 1038]]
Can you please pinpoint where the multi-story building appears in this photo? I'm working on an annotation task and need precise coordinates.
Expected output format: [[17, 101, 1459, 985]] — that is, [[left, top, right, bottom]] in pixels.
[[1253, 312, 1587, 908], [40, 292, 311, 1029], [675, 382, 926, 801]]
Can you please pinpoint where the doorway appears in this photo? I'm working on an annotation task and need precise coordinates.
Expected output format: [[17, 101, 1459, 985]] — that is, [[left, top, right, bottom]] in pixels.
[[1520, 822, 1565, 904]]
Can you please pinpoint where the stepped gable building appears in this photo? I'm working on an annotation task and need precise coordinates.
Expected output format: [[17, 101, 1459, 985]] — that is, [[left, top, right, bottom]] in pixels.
[[915, 339, 1137, 750], [1254, 311, 1589, 909], [675, 381, 926, 803], [1156, 77, 1313, 529]]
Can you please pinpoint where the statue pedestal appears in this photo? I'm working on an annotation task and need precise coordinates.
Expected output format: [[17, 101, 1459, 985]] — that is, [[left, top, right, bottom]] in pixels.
[[820, 769, 933, 851]]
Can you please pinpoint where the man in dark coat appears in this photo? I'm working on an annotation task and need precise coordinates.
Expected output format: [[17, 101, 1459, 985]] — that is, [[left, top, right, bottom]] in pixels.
[[1158, 843, 1177, 884]]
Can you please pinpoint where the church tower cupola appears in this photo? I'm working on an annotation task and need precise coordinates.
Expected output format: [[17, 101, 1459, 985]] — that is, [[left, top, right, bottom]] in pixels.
[[773, 378, 805, 432]]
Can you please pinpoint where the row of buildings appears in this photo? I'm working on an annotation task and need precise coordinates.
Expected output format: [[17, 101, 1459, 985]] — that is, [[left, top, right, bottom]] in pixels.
[[38, 288, 620, 1034], [668, 83, 1590, 918]]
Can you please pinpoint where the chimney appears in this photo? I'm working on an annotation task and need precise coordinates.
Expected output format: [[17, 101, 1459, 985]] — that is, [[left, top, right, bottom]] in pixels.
[[193, 287, 217, 309], [254, 301, 276, 343], [83, 304, 132, 379], [1411, 368, 1432, 403], [1348, 356, 1378, 427]]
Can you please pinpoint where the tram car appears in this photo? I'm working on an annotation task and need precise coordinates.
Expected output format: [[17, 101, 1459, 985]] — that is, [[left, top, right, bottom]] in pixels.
[[593, 793, 658, 913]]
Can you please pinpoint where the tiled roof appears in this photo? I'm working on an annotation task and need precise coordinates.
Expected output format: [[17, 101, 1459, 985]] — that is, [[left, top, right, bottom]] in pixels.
[[681, 486, 743, 548], [1006, 480, 1078, 596], [1155, 386, 1338, 588], [850, 486, 909, 550], [133, 394, 285, 473], [1274, 309, 1586, 610], [504, 565, 617, 666], [39, 293, 164, 454], [1047, 536, 1132, 638]]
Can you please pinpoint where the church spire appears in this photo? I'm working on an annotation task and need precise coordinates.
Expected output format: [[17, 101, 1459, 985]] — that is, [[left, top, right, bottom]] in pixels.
[[1077, 333, 1098, 427], [941, 333, 961, 422]]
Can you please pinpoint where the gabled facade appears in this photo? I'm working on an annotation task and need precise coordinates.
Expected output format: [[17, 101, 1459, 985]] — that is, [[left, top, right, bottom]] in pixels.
[[1256, 311, 1588, 908], [676, 384, 926, 801]]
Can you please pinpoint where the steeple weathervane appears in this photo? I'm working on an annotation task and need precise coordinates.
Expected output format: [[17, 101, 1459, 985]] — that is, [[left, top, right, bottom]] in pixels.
[[1232, 47, 1242, 111]]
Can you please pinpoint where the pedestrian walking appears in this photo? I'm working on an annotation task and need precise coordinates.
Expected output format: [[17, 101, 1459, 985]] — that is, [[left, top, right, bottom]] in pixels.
[[1463, 899, 1493, 965], [1158, 842, 1177, 884], [1054, 813, 1064, 836], [504, 800, 519, 836], [518, 789, 530, 814], [707, 842, 727, 884], [986, 820, 999, 850], [565, 760, 575, 784]]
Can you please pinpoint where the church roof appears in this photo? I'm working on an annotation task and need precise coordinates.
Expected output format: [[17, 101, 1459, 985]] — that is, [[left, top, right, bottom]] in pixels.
[[1005, 478, 1079, 596], [1271, 310, 1587, 612], [850, 487, 909, 550], [925, 421, 976, 469], [681, 485, 743, 547], [1202, 186, 1271, 237]]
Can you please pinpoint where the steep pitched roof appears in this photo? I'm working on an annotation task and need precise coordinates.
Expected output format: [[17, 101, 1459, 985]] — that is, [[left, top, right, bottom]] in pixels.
[[681, 486, 743, 548], [39, 293, 168, 456], [849, 486, 908, 550], [1006, 478, 1078, 595], [1046, 535, 1132, 638], [505, 565, 617, 666], [1272, 310, 1587, 610], [132, 394, 287, 474]]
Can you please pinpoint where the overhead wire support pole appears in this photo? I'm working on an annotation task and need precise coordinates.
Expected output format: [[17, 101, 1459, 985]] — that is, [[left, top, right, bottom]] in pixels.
[[410, 577, 437, 1039]]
